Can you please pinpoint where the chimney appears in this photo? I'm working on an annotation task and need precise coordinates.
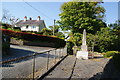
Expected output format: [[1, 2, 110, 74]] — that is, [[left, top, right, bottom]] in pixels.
[[37, 16, 40, 21], [29, 17, 32, 20], [24, 16, 27, 21]]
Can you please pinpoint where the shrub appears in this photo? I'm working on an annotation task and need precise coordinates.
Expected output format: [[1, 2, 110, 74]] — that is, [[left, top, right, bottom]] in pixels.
[[2, 23, 12, 29], [113, 52, 120, 71], [67, 41, 74, 55], [104, 51, 119, 58], [2, 34, 10, 55]]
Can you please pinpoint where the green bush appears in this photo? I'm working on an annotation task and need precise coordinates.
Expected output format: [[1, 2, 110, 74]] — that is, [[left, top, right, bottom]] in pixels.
[[67, 41, 74, 55], [113, 52, 120, 71], [2, 43, 10, 51], [2, 34, 10, 55], [104, 51, 119, 58]]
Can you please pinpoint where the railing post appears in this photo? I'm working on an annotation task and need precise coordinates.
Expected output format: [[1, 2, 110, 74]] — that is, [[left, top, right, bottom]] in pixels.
[[47, 51, 50, 70], [32, 53, 36, 80], [62, 48, 63, 58], [54, 49, 56, 64], [59, 49, 61, 60], [60, 48, 62, 59]]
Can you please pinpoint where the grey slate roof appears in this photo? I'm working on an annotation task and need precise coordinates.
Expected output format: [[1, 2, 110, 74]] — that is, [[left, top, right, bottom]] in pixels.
[[16, 20, 44, 25]]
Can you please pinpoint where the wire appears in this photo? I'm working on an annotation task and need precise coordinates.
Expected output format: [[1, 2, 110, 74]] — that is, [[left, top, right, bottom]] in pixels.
[[15, 2, 34, 15], [22, 0, 53, 21]]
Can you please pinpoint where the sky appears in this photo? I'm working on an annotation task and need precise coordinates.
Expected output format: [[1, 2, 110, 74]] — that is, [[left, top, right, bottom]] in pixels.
[[0, 1, 119, 28]]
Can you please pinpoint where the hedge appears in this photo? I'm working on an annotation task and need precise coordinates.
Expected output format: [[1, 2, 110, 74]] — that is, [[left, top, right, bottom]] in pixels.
[[67, 41, 74, 55], [113, 52, 120, 71], [2, 34, 10, 55], [1, 29, 66, 48]]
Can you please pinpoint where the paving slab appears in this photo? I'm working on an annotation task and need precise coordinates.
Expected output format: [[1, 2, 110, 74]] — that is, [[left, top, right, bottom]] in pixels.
[[45, 55, 76, 79], [45, 55, 110, 80], [72, 58, 109, 78]]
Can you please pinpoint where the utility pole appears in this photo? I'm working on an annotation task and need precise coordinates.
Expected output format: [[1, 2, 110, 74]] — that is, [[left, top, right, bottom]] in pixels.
[[53, 19, 56, 36]]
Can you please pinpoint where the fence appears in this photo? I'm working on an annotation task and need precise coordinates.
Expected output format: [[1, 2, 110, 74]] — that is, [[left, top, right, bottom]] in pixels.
[[1, 46, 67, 79]]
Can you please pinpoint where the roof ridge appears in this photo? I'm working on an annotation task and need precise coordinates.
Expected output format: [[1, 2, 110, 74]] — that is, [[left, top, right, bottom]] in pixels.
[[15, 20, 44, 25]]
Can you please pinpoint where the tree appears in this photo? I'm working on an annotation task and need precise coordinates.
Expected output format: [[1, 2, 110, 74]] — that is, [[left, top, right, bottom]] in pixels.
[[1, 9, 19, 29], [108, 21, 120, 51], [87, 33, 98, 52], [49, 25, 60, 33], [40, 28, 52, 36], [49, 25, 65, 39], [57, 1, 106, 34], [1, 9, 11, 24], [68, 32, 82, 46], [40, 25, 65, 39], [87, 26, 119, 52], [10, 16, 19, 28]]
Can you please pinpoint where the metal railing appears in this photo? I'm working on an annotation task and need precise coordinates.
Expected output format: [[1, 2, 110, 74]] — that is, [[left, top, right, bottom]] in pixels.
[[1, 46, 67, 79], [88, 47, 94, 58]]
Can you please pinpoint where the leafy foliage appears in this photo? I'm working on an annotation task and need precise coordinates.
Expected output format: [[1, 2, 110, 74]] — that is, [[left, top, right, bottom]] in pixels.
[[67, 41, 74, 55], [113, 52, 120, 71], [57, 1, 106, 34], [1, 23, 12, 29], [40, 28, 52, 36], [40, 25, 65, 39], [104, 51, 119, 58], [68, 32, 82, 46], [107, 21, 120, 51], [87, 27, 118, 52]]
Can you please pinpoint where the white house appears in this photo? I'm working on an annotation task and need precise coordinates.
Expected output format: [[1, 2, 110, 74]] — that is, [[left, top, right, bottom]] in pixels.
[[15, 16, 46, 32]]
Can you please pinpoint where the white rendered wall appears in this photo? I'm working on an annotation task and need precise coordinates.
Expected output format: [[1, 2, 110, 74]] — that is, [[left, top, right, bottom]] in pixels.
[[21, 25, 39, 32]]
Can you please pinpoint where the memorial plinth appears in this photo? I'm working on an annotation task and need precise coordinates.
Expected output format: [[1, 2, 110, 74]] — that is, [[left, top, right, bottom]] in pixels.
[[76, 51, 88, 59], [76, 29, 88, 59]]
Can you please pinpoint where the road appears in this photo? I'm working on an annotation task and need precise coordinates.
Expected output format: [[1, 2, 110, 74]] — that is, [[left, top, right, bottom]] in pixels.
[[2, 45, 67, 78], [2, 45, 55, 61]]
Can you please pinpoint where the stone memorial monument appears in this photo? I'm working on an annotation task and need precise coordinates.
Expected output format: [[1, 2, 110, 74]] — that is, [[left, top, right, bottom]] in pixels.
[[76, 29, 88, 59]]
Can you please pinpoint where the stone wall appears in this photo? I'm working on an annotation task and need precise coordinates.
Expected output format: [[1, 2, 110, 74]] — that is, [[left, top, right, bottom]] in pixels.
[[10, 38, 56, 47], [10, 38, 23, 45]]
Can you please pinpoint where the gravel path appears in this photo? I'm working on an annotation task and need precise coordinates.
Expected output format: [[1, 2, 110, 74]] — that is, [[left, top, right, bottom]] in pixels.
[[45, 55, 109, 79]]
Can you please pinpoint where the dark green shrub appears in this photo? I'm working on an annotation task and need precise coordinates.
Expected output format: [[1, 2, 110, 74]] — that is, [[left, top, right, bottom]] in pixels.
[[2, 34, 10, 55], [104, 51, 119, 58], [2, 43, 10, 51], [2, 23, 12, 29], [113, 52, 120, 71], [67, 41, 74, 55]]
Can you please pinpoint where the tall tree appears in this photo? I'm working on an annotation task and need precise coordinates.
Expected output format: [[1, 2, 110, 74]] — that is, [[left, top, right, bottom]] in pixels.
[[57, 1, 106, 34], [108, 21, 120, 51]]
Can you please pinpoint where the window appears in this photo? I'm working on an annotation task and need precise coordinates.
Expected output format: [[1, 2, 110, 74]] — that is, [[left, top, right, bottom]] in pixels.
[[26, 25, 29, 28], [33, 26, 36, 28]]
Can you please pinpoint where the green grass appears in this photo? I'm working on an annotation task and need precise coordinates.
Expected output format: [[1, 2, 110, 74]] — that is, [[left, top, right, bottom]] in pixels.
[[104, 51, 119, 58]]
